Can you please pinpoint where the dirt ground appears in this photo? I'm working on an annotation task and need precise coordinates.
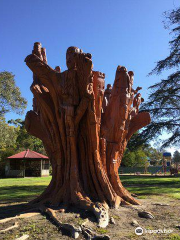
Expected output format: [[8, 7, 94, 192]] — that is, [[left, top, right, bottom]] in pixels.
[[0, 195, 180, 240]]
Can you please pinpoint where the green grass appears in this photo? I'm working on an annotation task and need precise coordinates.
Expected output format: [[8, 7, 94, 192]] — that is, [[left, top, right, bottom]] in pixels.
[[0, 177, 51, 202], [121, 176, 180, 200], [165, 234, 180, 240], [0, 175, 179, 203]]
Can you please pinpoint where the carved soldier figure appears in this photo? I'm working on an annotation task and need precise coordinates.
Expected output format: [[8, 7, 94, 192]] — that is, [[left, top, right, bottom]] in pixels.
[[60, 47, 81, 136], [105, 84, 112, 103], [133, 93, 144, 113], [32, 42, 43, 61], [102, 84, 112, 112], [93, 71, 105, 133], [128, 71, 142, 95], [31, 42, 48, 114]]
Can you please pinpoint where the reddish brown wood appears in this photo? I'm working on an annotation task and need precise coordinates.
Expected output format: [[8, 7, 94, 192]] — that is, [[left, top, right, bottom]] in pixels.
[[25, 43, 151, 226]]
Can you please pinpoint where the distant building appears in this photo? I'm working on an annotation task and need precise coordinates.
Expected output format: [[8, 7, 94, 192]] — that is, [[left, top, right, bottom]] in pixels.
[[163, 152, 172, 167], [5, 149, 50, 178]]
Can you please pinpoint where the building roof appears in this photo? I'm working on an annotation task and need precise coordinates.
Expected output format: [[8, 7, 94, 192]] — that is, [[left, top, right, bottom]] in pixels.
[[8, 149, 48, 159]]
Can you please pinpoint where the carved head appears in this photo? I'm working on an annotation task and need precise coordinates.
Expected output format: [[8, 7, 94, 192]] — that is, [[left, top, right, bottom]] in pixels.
[[66, 46, 81, 70], [128, 71, 134, 85], [55, 66, 61, 73], [107, 84, 112, 90], [34, 42, 42, 53]]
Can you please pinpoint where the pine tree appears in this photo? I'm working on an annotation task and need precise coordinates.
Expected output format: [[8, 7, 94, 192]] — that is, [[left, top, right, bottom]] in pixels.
[[140, 7, 180, 148]]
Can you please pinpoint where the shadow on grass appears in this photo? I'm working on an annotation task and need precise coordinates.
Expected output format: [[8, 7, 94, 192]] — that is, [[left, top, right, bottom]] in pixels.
[[0, 185, 47, 203], [0, 185, 48, 220], [0, 202, 32, 220]]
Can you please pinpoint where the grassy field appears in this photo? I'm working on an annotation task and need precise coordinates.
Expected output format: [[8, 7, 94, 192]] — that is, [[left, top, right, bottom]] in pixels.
[[0, 175, 179, 203], [0, 176, 51, 203], [121, 175, 180, 200]]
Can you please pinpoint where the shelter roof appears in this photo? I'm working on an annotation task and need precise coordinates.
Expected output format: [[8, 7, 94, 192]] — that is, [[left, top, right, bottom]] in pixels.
[[7, 149, 48, 159]]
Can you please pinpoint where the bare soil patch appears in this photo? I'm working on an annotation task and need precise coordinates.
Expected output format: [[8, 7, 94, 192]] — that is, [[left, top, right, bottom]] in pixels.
[[0, 195, 180, 240]]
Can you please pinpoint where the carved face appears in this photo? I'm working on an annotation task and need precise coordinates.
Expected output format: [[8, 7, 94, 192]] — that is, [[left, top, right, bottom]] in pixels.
[[55, 66, 61, 73], [128, 71, 134, 85], [66, 47, 80, 70], [97, 80, 105, 97], [107, 84, 112, 90]]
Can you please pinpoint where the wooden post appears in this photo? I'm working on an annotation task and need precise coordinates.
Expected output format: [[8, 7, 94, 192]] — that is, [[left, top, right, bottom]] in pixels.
[[23, 160, 25, 178], [40, 159, 42, 177]]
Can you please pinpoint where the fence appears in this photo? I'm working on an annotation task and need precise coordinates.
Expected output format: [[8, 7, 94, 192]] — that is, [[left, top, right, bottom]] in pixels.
[[119, 166, 170, 174]]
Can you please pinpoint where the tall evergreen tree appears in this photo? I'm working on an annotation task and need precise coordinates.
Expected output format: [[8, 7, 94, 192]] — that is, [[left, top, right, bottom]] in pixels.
[[140, 7, 180, 148]]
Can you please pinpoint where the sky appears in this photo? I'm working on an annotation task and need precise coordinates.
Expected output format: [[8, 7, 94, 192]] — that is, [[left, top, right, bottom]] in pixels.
[[0, 0, 179, 153]]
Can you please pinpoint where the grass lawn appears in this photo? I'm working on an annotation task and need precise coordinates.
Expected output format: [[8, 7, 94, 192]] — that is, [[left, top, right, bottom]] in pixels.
[[0, 175, 179, 203], [0, 176, 51, 203], [121, 175, 180, 200]]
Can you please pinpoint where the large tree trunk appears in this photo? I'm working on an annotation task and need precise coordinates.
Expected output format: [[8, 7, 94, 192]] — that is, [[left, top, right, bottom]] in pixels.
[[24, 45, 150, 228]]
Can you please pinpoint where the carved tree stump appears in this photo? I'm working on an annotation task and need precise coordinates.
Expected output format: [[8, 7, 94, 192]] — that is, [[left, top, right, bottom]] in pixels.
[[24, 43, 150, 228]]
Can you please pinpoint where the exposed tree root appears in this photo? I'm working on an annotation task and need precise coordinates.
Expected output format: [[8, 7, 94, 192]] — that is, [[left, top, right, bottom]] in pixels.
[[0, 222, 19, 233], [38, 204, 111, 239], [15, 235, 29, 240], [0, 212, 40, 224], [39, 206, 81, 239]]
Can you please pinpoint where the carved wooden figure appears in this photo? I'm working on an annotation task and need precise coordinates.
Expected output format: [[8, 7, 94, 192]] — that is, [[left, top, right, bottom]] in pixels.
[[25, 43, 151, 228]]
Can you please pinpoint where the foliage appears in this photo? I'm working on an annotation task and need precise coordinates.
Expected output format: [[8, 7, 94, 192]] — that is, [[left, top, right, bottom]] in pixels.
[[0, 117, 18, 151], [122, 147, 147, 167], [173, 150, 180, 163], [122, 133, 162, 167], [0, 147, 16, 177], [0, 70, 46, 175], [0, 118, 46, 176], [142, 145, 162, 166], [15, 120, 46, 154], [0, 71, 27, 117], [139, 7, 180, 148]]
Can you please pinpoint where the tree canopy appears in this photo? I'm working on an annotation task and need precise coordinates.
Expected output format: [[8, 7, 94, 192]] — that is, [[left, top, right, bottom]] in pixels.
[[0, 71, 27, 117], [173, 150, 180, 163], [140, 7, 180, 148], [121, 133, 162, 167], [0, 118, 45, 176], [0, 70, 44, 176]]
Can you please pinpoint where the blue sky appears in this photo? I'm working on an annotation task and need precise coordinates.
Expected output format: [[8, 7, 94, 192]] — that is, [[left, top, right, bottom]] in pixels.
[[0, 0, 179, 127]]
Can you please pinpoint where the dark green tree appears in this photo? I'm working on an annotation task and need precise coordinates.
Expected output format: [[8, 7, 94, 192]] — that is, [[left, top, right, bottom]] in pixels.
[[0, 70, 27, 174], [121, 147, 147, 167], [9, 119, 46, 154], [0, 71, 27, 117], [0, 117, 18, 176], [140, 7, 180, 148], [173, 150, 180, 169], [122, 132, 162, 167], [0, 117, 18, 151]]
